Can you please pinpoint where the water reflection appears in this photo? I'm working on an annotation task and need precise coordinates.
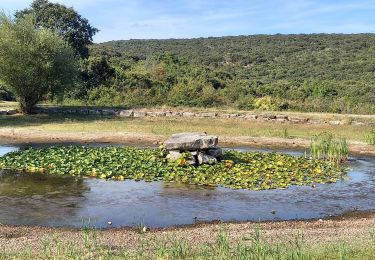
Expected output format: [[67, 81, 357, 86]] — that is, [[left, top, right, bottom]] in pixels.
[[0, 144, 374, 228], [0, 171, 88, 226]]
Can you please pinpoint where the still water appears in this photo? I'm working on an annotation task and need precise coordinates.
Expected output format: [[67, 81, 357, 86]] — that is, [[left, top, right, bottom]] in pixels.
[[0, 143, 374, 228]]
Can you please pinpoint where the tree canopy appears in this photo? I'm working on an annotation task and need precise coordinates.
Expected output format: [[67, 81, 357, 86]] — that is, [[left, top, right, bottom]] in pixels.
[[0, 13, 78, 113], [16, 0, 98, 58]]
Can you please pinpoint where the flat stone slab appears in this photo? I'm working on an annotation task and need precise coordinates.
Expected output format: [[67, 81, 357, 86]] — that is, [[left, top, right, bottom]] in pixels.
[[164, 132, 218, 151]]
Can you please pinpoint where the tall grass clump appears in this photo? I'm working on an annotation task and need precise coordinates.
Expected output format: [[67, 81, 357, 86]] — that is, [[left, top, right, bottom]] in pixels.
[[366, 129, 375, 145], [310, 133, 349, 165]]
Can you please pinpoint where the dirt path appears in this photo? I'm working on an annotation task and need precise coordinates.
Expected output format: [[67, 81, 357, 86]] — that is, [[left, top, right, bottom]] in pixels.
[[0, 128, 374, 156], [1, 213, 375, 252]]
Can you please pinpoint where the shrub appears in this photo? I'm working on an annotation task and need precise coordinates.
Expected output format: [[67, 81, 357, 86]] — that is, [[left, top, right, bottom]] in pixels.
[[87, 86, 124, 107], [253, 96, 277, 110]]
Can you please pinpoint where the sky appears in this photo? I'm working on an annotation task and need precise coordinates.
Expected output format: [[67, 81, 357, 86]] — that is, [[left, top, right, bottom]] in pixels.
[[1, 0, 375, 43]]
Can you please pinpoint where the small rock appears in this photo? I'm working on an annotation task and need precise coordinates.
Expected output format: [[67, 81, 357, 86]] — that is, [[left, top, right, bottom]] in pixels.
[[89, 109, 101, 115], [171, 112, 182, 117], [165, 111, 173, 117], [102, 109, 116, 116], [197, 152, 218, 165], [244, 115, 258, 120], [147, 111, 166, 117], [166, 151, 196, 165], [262, 114, 277, 120], [206, 148, 223, 158], [182, 112, 195, 117], [118, 109, 134, 117], [199, 112, 217, 118], [276, 115, 288, 120], [329, 120, 343, 125], [133, 111, 146, 118], [220, 114, 231, 118], [166, 150, 182, 161]]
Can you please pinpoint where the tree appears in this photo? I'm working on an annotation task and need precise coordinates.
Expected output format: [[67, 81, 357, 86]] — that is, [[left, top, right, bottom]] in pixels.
[[16, 0, 98, 59], [0, 13, 78, 114], [72, 56, 116, 99]]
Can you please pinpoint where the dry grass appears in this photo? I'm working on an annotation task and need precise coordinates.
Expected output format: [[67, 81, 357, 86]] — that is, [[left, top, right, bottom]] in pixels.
[[0, 101, 17, 110], [1, 115, 370, 142]]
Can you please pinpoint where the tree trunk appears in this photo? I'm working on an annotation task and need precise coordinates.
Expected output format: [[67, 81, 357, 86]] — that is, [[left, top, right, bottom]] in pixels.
[[18, 98, 35, 114]]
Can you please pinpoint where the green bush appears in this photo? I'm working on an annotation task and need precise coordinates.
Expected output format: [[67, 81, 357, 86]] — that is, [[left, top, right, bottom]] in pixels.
[[236, 94, 255, 110], [87, 86, 124, 107], [253, 96, 277, 110], [168, 78, 220, 107]]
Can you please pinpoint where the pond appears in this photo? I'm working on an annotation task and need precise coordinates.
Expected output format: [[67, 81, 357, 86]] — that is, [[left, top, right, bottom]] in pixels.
[[0, 143, 374, 228]]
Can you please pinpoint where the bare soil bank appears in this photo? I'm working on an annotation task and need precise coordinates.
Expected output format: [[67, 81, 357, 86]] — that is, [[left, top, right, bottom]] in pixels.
[[0, 128, 374, 156], [1, 212, 375, 252]]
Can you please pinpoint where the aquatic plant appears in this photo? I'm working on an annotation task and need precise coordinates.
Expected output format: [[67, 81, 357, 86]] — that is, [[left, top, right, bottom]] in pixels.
[[309, 133, 349, 165], [366, 129, 375, 145], [0, 146, 347, 190], [282, 128, 290, 139]]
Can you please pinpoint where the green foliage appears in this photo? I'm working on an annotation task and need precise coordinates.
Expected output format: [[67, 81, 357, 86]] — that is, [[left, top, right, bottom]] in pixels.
[[309, 133, 349, 165], [235, 94, 255, 110], [167, 77, 221, 107], [74, 56, 116, 98], [84, 34, 375, 114], [0, 86, 14, 101], [16, 0, 98, 58], [0, 13, 78, 113], [0, 146, 347, 190], [366, 129, 375, 145], [87, 86, 123, 106], [254, 96, 277, 110]]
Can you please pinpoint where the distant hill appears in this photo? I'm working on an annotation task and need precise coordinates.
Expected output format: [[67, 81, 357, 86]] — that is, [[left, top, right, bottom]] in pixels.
[[87, 34, 375, 114]]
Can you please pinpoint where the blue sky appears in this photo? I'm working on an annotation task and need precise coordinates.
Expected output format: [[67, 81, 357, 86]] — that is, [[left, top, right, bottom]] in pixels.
[[2, 0, 375, 43]]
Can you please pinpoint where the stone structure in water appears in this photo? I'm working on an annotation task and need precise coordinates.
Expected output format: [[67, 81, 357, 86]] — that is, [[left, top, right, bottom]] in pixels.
[[163, 132, 222, 165]]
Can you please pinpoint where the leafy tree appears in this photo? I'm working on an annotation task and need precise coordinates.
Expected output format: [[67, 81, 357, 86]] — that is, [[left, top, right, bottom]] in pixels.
[[0, 13, 78, 114], [73, 56, 115, 98], [16, 0, 98, 58]]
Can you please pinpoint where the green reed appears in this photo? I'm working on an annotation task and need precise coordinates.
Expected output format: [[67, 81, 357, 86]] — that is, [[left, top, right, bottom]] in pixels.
[[310, 133, 349, 165], [366, 129, 375, 145]]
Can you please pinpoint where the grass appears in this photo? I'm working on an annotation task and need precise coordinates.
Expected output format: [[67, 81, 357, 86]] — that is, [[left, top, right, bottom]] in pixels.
[[0, 101, 17, 110], [1, 228, 375, 259], [366, 129, 375, 145], [0, 114, 373, 142]]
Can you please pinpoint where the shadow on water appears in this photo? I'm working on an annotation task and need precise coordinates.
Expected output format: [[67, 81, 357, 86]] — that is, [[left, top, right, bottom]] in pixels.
[[0, 143, 374, 228]]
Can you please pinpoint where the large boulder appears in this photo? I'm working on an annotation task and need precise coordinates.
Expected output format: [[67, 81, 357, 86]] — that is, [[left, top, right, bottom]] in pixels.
[[164, 132, 218, 151]]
